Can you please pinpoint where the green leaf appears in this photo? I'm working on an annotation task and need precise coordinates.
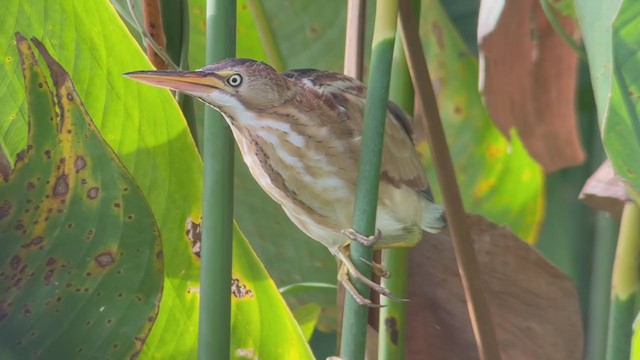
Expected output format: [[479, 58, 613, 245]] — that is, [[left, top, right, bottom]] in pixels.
[[0, 34, 162, 359], [230, 226, 314, 359], [576, 0, 640, 199], [1, 1, 203, 356], [1, 1, 313, 358], [292, 303, 323, 342]]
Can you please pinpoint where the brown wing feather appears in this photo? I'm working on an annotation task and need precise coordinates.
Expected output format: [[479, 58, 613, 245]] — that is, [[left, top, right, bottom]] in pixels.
[[283, 69, 428, 191]]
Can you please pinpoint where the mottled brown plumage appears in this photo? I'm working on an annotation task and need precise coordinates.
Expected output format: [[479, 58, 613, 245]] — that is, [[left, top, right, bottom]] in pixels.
[[126, 58, 445, 305]]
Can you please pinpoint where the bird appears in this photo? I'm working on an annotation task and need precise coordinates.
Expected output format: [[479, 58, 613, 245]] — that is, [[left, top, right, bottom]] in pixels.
[[125, 58, 446, 306]]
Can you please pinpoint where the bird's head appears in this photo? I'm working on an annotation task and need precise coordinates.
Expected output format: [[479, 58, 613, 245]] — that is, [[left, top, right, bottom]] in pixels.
[[125, 58, 291, 117]]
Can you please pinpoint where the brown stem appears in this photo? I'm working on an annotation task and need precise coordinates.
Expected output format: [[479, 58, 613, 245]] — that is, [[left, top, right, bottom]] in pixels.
[[398, 0, 501, 359], [142, 0, 168, 69], [343, 0, 366, 79]]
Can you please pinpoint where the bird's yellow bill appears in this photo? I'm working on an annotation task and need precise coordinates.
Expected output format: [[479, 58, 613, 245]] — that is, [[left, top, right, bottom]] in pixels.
[[124, 70, 226, 93]]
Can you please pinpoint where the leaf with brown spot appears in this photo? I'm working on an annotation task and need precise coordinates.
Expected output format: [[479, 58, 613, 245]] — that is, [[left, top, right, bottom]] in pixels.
[[478, 0, 584, 172], [0, 35, 162, 359]]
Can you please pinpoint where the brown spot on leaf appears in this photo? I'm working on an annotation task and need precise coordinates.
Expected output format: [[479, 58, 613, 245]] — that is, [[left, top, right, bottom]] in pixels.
[[25, 181, 35, 191], [384, 316, 399, 346], [186, 218, 202, 257], [9, 255, 20, 270], [74, 156, 86, 173], [87, 187, 99, 199], [156, 251, 163, 260], [22, 304, 32, 317], [86, 229, 95, 240], [44, 149, 51, 159], [21, 236, 44, 249], [231, 278, 254, 299], [15, 149, 26, 163], [0, 202, 11, 221], [94, 252, 115, 268], [113, 202, 121, 208], [46, 257, 56, 267], [66, 93, 73, 102], [43, 269, 54, 285], [53, 174, 69, 197]]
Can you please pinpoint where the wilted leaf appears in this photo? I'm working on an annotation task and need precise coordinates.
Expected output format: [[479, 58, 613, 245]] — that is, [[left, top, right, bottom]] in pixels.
[[406, 215, 583, 359], [478, 0, 584, 172], [579, 160, 630, 218], [0, 34, 162, 359]]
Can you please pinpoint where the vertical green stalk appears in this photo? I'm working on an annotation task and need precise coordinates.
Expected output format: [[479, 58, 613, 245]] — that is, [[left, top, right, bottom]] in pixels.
[[340, 1, 398, 359], [606, 201, 640, 360], [585, 213, 619, 360], [199, 0, 236, 358], [378, 19, 416, 357]]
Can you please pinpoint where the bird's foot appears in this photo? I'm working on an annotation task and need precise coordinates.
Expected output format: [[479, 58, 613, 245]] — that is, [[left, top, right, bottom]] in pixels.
[[341, 228, 382, 247], [359, 257, 390, 279], [336, 247, 407, 307]]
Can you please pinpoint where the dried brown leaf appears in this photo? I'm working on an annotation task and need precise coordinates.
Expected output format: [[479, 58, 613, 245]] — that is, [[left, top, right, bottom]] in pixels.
[[579, 160, 630, 218], [406, 214, 582, 360], [478, 0, 584, 172]]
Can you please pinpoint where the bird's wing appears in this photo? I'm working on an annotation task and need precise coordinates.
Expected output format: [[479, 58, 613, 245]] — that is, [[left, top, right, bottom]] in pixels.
[[282, 69, 429, 191]]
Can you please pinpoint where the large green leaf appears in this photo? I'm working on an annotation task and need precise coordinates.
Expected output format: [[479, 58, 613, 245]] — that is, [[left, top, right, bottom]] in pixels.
[[576, 0, 640, 199], [0, 34, 162, 359], [0, 1, 201, 356], [1, 1, 312, 358]]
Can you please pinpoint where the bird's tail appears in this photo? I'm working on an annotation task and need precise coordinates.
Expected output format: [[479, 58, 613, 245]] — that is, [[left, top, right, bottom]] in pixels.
[[421, 199, 446, 233]]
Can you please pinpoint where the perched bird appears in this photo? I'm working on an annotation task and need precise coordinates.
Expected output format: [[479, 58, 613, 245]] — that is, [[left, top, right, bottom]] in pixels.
[[125, 59, 445, 306]]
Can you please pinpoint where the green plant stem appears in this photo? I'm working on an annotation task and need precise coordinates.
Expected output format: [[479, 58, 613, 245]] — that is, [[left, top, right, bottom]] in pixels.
[[607, 201, 640, 360], [378, 26, 416, 360], [340, 1, 398, 359], [585, 213, 618, 360], [199, 0, 236, 358]]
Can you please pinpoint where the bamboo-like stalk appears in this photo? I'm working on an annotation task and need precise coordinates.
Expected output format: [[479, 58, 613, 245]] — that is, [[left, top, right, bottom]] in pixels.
[[606, 201, 640, 360], [398, 0, 501, 358], [378, 27, 415, 359], [344, 0, 366, 80], [199, 0, 236, 358], [340, 0, 398, 359], [585, 213, 618, 360]]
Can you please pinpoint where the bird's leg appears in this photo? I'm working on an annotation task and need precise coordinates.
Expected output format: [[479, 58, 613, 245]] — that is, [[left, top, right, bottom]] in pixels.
[[337, 263, 380, 308], [359, 257, 390, 279], [336, 246, 407, 305], [341, 228, 382, 247]]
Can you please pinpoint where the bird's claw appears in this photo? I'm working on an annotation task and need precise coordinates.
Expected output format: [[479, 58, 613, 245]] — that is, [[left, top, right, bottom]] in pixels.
[[336, 246, 408, 307], [359, 257, 391, 279], [342, 228, 382, 247]]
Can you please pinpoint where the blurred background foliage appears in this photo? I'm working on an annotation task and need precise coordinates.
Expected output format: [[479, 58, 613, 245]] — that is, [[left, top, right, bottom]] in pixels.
[[2, 0, 637, 358]]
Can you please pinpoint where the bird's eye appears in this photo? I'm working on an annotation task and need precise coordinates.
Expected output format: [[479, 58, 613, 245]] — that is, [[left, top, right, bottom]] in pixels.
[[226, 74, 243, 87]]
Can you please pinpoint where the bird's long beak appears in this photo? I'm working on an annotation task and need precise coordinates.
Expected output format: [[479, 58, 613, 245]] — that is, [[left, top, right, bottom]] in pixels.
[[124, 70, 227, 94]]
